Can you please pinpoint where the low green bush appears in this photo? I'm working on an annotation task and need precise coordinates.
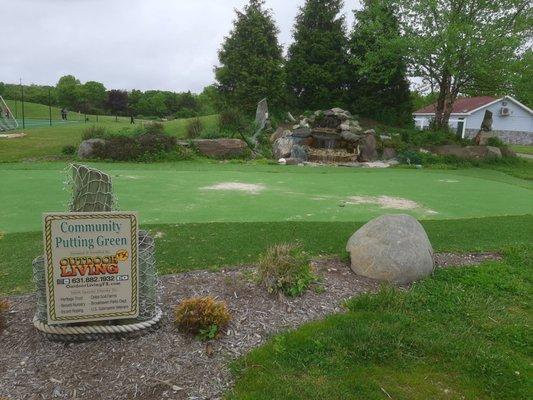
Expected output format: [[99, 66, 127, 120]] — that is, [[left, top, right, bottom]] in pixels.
[[487, 136, 506, 148], [82, 125, 109, 140], [257, 244, 316, 297], [92, 131, 178, 162], [219, 109, 250, 136], [61, 144, 77, 156], [186, 118, 203, 139], [144, 122, 165, 135]]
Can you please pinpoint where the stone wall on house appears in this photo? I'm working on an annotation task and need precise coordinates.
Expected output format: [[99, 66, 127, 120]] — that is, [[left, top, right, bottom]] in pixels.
[[464, 129, 533, 145]]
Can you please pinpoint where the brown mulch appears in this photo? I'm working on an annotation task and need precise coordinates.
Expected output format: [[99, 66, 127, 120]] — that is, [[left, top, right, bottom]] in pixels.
[[434, 252, 502, 268], [0, 252, 501, 400]]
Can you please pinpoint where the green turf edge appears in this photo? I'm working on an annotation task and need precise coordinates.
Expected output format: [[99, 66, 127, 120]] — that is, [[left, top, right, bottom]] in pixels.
[[226, 246, 533, 400], [1, 215, 532, 296]]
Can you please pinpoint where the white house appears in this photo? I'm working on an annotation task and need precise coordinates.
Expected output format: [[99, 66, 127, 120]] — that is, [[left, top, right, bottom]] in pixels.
[[413, 96, 533, 145]]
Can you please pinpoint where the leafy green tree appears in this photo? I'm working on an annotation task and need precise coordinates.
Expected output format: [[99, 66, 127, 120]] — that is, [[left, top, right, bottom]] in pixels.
[[348, 0, 412, 125], [198, 85, 218, 115], [78, 81, 107, 113], [56, 75, 81, 110], [397, 0, 532, 129], [286, 0, 349, 111], [508, 50, 532, 107], [128, 89, 143, 116], [105, 89, 129, 116], [215, 0, 285, 113]]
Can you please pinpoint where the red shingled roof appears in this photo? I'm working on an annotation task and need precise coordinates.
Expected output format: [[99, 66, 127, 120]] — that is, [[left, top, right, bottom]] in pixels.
[[414, 96, 497, 114]]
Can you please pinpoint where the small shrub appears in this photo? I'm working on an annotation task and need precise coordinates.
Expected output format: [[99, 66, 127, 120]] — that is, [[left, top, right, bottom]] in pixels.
[[0, 299, 9, 333], [175, 108, 198, 119], [257, 244, 315, 297], [144, 122, 165, 135], [93, 135, 139, 161], [219, 108, 249, 136], [91, 132, 177, 162], [174, 296, 231, 340], [61, 144, 76, 155], [82, 125, 108, 140], [486, 136, 505, 148], [137, 133, 176, 155], [186, 117, 203, 139]]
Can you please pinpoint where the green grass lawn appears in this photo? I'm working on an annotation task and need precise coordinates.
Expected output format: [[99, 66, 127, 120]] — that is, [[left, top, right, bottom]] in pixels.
[[511, 145, 533, 155], [0, 113, 218, 162], [228, 246, 532, 400], [4, 99, 136, 124], [1, 216, 532, 295], [1, 162, 532, 233]]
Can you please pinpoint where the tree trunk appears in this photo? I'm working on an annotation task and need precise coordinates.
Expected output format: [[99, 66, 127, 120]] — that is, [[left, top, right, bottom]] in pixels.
[[434, 73, 452, 130], [433, 72, 460, 131]]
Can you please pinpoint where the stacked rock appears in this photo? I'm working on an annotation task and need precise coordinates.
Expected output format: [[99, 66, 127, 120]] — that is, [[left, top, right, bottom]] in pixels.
[[271, 108, 378, 164]]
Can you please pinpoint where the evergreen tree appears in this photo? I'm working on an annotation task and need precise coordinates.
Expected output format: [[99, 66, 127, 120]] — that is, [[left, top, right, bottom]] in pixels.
[[215, 0, 285, 113], [348, 0, 412, 125], [286, 0, 349, 111]]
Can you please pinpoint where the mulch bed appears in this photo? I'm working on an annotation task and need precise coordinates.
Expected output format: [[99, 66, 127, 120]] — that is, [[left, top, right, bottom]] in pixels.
[[0, 253, 501, 400]]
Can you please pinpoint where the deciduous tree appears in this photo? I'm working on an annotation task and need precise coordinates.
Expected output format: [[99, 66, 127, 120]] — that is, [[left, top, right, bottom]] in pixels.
[[56, 75, 81, 110], [397, 0, 532, 129], [105, 89, 129, 116]]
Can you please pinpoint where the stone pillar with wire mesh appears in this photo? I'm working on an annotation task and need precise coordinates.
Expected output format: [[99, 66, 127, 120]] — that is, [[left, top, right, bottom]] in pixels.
[[32, 164, 161, 340]]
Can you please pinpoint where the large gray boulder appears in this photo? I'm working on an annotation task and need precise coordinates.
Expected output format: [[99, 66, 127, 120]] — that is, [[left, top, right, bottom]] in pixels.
[[78, 138, 106, 159], [357, 133, 378, 162], [272, 137, 295, 159], [346, 214, 434, 284]]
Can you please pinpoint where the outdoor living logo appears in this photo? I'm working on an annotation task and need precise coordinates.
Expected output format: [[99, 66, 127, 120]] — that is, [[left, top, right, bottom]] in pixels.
[[57, 251, 129, 279]]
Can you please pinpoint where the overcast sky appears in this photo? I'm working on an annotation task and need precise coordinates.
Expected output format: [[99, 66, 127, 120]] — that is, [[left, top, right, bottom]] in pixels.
[[3, 0, 359, 93]]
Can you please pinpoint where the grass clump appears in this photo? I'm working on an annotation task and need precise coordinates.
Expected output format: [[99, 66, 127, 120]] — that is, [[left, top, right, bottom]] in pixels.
[[0, 299, 9, 333], [258, 244, 315, 297], [174, 296, 231, 341], [186, 117, 203, 139], [82, 125, 109, 140], [61, 144, 76, 155]]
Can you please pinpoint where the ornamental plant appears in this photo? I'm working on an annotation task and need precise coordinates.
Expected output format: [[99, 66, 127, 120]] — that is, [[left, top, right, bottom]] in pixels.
[[257, 243, 315, 297], [174, 296, 231, 340]]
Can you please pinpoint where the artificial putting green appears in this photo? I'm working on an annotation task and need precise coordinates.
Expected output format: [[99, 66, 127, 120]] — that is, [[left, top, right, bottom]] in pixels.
[[0, 161, 532, 234]]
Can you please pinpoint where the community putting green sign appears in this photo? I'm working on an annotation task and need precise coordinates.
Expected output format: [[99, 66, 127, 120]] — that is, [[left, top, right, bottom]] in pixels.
[[43, 212, 139, 325]]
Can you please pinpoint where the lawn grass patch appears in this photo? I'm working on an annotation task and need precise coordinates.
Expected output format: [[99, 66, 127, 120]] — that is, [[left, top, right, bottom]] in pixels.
[[1, 216, 532, 296], [511, 145, 533, 155], [227, 246, 533, 400], [0, 115, 218, 162], [1, 163, 532, 233]]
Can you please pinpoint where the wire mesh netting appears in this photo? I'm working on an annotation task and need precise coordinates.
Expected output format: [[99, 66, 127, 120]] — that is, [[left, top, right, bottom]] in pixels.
[[67, 164, 116, 212], [33, 164, 159, 325]]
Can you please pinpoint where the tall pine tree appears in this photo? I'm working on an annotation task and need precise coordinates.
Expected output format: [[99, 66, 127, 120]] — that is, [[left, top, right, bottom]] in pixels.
[[286, 0, 349, 111], [348, 0, 412, 125], [215, 0, 285, 113]]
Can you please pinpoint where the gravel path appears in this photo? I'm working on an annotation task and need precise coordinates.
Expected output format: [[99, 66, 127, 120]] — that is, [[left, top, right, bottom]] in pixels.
[[0, 253, 500, 400]]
